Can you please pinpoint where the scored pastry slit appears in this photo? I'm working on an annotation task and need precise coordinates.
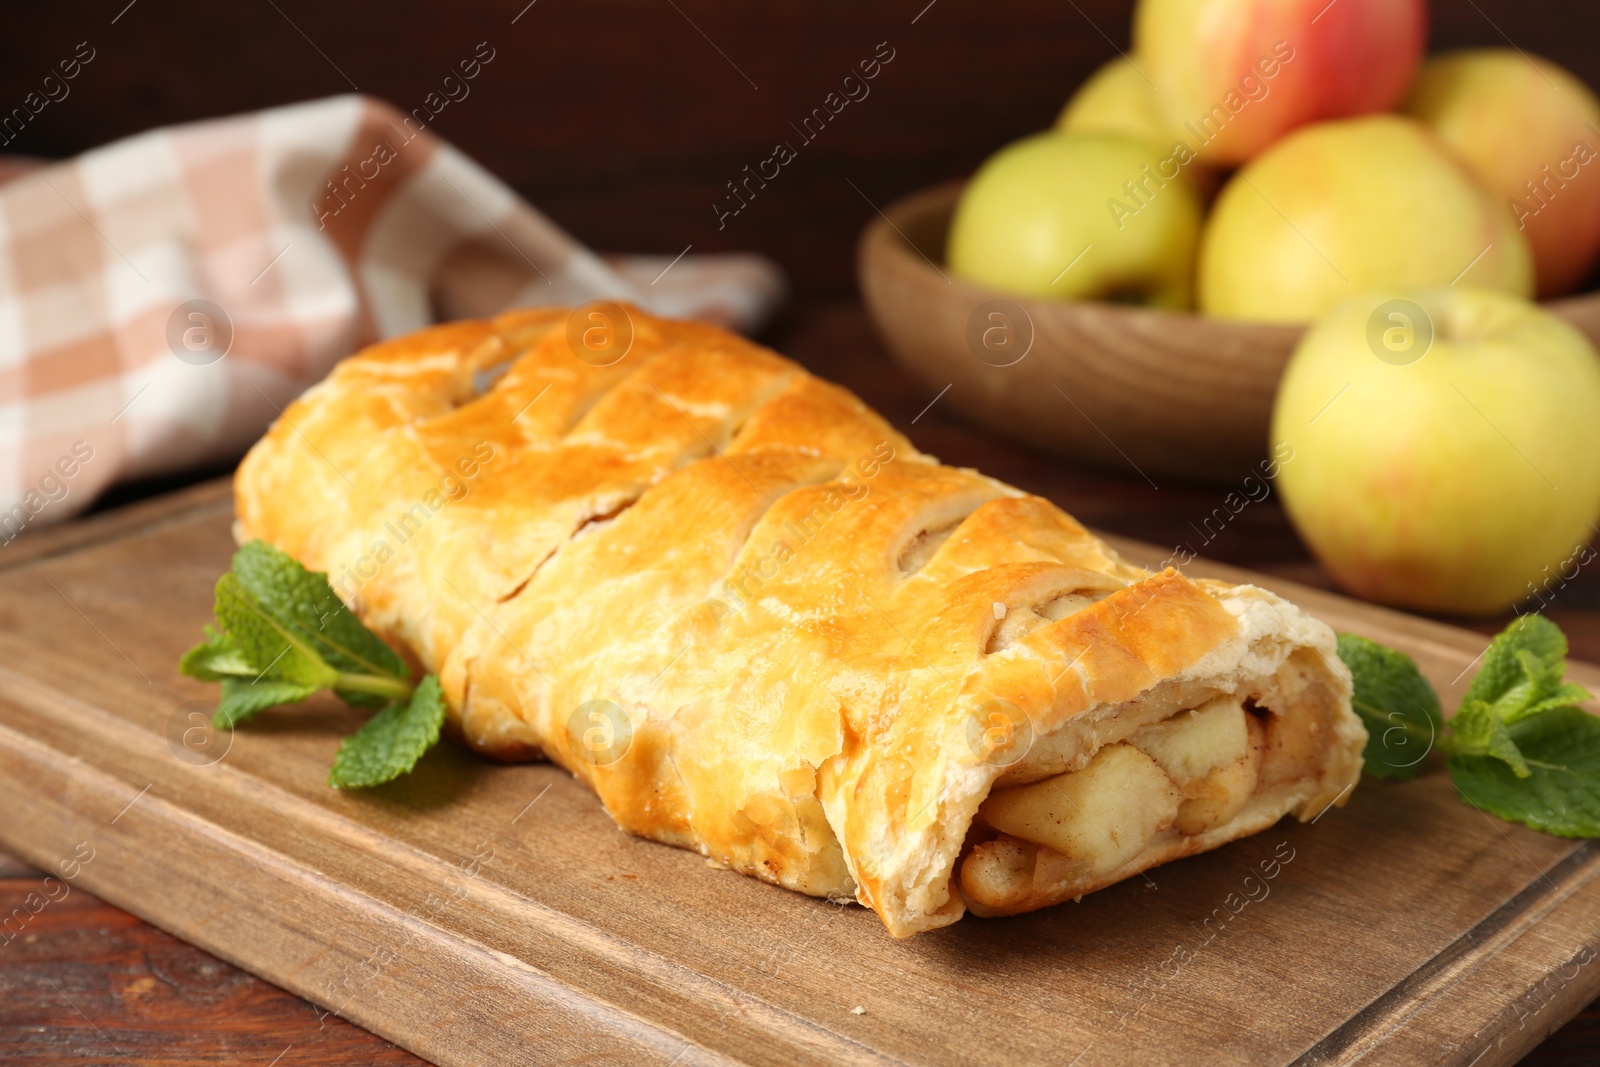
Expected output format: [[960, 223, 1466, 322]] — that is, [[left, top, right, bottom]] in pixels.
[[481, 366, 804, 608], [898, 521, 962, 576], [985, 586, 1114, 655]]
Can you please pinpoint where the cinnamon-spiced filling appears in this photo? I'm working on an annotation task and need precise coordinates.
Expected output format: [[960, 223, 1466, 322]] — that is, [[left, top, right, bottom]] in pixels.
[[960, 690, 1328, 913]]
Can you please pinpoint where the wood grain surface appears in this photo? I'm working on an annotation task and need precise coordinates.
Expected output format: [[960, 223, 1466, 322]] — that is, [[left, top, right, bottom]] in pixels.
[[2, 303, 1600, 1066], [0, 861, 425, 1065]]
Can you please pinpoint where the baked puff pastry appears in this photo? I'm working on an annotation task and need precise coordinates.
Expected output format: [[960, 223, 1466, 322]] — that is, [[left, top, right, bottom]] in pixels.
[[234, 303, 1366, 937]]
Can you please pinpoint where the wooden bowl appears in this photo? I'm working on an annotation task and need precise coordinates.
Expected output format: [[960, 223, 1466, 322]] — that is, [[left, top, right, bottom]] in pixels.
[[858, 181, 1600, 485]]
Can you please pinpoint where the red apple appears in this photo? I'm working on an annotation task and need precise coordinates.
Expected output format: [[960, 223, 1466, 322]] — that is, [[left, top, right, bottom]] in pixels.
[[1134, 0, 1427, 166], [1405, 49, 1600, 298]]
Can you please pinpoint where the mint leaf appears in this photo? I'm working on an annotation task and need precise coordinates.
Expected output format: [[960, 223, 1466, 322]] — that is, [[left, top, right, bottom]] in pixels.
[[231, 541, 408, 710], [177, 628, 258, 681], [329, 676, 447, 789], [1336, 633, 1443, 780], [1449, 707, 1600, 837], [1517, 684, 1596, 721], [216, 678, 319, 728], [1463, 615, 1593, 725], [212, 574, 342, 689], [1449, 701, 1530, 778]]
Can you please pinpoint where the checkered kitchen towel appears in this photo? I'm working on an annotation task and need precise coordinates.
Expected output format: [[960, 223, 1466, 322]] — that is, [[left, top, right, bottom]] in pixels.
[[0, 93, 786, 539]]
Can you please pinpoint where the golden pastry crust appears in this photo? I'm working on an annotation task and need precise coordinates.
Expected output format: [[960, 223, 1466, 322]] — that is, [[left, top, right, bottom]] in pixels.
[[234, 304, 1365, 937]]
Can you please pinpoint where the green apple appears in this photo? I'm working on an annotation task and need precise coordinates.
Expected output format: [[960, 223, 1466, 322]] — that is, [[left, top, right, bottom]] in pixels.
[[1405, 49, 1600, 299], [1057, 58, 1172, 145], [1272, 287, 1600, 616], [1199, 116, 1535, 323], [947, 131, 1202, 307]]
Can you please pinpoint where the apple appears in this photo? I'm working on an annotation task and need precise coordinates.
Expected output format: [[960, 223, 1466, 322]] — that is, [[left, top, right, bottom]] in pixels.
[[947, 131, 1203, 307], [1057, 57, 1172, 145], [1272, 287, 1600, 616], [1058, 57, 1220, 199], [1405, 49, 1600, 299], [1133, 0, 1427, 166], [1198, 116, 1535, 323]]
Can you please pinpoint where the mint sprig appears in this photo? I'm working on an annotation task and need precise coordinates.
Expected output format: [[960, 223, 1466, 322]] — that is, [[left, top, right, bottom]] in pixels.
[[179, 541, 443, 788], [1337, 615, 1600, 837]]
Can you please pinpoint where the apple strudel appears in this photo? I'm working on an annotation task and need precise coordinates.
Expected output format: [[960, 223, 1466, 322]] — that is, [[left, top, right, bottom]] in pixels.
[[234, 304, 1365, 937]]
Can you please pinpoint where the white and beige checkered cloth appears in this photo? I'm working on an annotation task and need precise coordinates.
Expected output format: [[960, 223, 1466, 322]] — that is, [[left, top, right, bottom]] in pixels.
[[0, 93, 786, 538]]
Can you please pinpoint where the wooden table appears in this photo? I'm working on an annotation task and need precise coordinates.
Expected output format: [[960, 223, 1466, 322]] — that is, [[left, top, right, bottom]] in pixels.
[[2, 299, 1598, 1064]]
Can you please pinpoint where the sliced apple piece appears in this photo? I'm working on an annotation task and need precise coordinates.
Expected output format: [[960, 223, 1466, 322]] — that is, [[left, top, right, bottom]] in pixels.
[[1131, 695, 1249, 785], [1173, 713, 1265, 835], [959, 835, 1040, 911], [980, 743, 1180, 875]]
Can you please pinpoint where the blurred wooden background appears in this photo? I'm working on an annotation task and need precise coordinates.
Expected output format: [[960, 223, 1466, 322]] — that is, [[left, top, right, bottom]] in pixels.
[[4, 2, 1600, 1064], [3, 0, 1597, 299]]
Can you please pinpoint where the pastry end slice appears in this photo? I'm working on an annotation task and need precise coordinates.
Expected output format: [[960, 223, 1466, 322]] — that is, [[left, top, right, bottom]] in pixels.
[[953, 582, 1360, 923]]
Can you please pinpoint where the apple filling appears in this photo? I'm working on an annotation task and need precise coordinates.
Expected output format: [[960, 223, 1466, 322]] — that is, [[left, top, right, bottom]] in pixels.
[[960, 689, 1327, 916]]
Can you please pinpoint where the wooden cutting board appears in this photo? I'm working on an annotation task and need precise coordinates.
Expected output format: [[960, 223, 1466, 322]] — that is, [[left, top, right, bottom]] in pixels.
[[3, 478, 1598, 1067]]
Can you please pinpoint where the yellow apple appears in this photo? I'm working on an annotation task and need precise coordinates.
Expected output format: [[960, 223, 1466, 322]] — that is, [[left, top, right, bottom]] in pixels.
[[1058, 57, 1220, 200], [1134, 0, 1426, 166], [1057, 57, 1171, 145], [1198, 116, 1535, 323], [1405, 49, 1600, 299], [1272, 288, 1600, 616], [947, 131, 1202, 307]]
